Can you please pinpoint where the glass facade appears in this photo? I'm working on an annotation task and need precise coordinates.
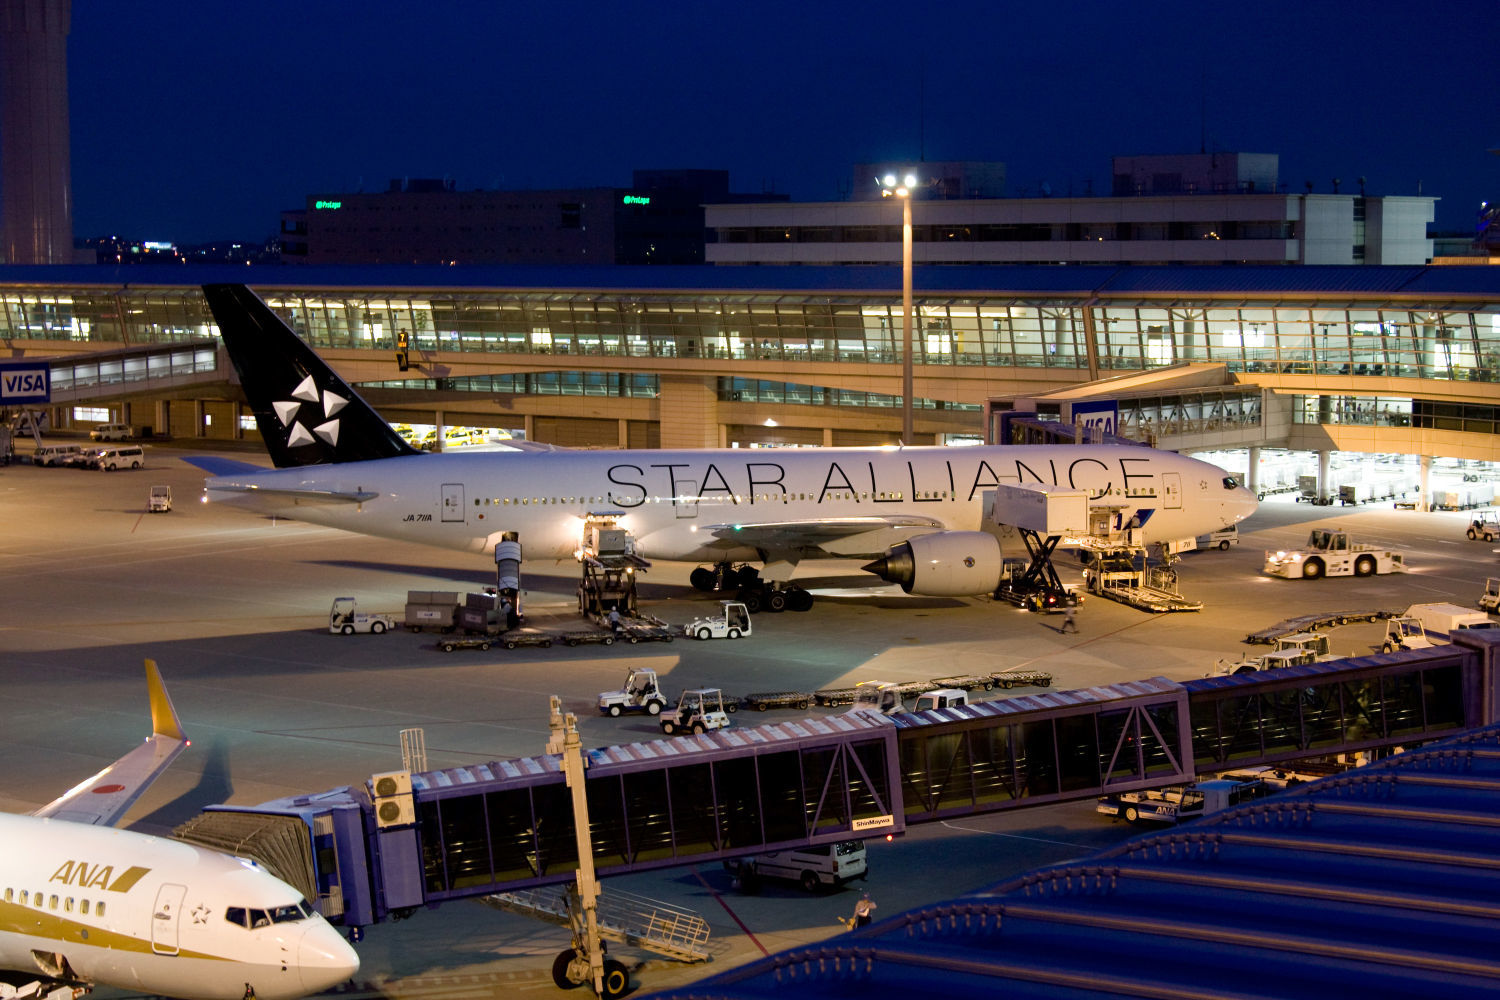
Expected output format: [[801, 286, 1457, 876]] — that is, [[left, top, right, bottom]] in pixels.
[[5, 286, 1496, 390]]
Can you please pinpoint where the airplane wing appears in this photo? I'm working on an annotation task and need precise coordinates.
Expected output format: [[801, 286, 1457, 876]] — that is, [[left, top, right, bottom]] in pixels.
[[31, 659, 189, 827], [698, 514, 945, 553]]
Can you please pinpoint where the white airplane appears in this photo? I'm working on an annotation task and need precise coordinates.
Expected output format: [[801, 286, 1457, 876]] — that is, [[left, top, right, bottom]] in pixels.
[[0, 660, 359, 1000], [194, 284, 1257, 610]]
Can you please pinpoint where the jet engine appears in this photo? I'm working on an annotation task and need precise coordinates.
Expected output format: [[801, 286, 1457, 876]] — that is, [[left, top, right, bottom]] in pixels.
[[862, 531, 1004, 596]]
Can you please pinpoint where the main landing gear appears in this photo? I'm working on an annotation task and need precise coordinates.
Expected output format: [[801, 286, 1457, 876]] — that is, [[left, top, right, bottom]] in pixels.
[[689, 563, 814, 612]]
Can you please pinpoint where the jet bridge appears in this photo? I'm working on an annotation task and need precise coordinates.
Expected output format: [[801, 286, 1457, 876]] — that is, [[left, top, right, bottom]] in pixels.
[[173, 632, 1500, 940]]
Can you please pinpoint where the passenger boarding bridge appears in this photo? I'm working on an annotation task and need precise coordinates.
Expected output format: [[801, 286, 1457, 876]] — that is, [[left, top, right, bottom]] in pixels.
[[174, 631, 1500, 935]]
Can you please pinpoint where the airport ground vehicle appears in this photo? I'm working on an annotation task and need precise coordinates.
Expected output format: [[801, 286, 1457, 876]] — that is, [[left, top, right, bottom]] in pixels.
[[1263, 529, 1407, 579], [148, 485, 171, 512], [1468, 514, 1500, 542], [1382, 602, 1497, 652], [685, 601, 751, 640], [849, 681, 906, 715], [328, 597, 397, 635], [660, 688, 732, 735], [89, 422, 133, 441], [96, 444, 145, 470], [598, 667, 669, 717], [724, 840, 867, 894], [1480, 578, 1500, 614], [32, 444, 81, 467], [911, 689, 968, 712], [1098, 777, 1271, 826], [1195, 526, 1240, 550]]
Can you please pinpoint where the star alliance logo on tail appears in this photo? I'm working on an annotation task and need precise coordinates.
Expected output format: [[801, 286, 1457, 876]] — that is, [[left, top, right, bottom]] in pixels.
[[273, 374, 348, 449]]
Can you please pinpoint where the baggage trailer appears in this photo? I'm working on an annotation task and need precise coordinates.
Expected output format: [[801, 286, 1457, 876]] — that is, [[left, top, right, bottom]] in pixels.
[[497, 631, 555, 650], [559, 630, 617, 647], [929, 674, 1000, 692], [990, 669, 1054, 689], [742, 691, 814, 712], [1244, 609, 1394, 644]]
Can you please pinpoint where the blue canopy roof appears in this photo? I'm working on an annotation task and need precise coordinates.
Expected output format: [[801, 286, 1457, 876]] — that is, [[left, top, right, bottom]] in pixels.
[[644, 723, 1500, 1000]]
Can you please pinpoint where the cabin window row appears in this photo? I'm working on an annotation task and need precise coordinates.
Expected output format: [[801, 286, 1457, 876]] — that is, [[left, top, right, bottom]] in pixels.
[[471, 491, 949, 506], [3, 887, 104, 916]]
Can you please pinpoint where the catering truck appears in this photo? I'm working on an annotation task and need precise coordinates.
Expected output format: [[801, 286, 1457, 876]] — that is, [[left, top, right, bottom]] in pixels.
[[1263, 529, 1407, 579]]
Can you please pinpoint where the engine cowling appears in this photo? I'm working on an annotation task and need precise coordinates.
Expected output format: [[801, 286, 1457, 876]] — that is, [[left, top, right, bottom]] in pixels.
[[861, 531, 1004, 596]]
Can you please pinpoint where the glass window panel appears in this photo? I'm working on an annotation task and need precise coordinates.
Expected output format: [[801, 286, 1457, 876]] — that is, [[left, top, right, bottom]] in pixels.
[[668, 764, 718, 856], [485, 789, 540, 882]]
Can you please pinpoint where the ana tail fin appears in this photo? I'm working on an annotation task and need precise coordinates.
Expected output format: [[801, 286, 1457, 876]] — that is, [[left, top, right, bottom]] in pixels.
[[202, 284, 419, 467]]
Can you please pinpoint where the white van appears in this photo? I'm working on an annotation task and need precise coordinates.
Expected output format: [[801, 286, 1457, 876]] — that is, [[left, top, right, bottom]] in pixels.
[[90, 423, 133, 442], [96, 445, 144, 470], [727, 840, 867, 893], [33, 444, 82, 467], [1195, 526, 1239, 550]]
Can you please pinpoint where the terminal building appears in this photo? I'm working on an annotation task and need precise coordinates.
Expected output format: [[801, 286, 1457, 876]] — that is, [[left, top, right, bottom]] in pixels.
[[707, 154, 1437, 267], [5, 262, 1499, 501], [280, 169, 787, 267]]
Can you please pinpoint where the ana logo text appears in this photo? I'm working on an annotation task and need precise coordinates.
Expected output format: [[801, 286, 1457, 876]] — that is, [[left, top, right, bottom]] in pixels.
[[49, 861, 153, 893]]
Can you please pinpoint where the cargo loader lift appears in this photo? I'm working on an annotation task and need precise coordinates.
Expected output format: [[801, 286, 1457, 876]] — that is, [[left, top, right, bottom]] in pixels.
[[576, 513, 654, 623]]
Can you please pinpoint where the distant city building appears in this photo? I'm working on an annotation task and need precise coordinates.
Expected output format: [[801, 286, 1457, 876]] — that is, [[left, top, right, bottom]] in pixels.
[[0, 0, 75, 264], [282, 169, 786, 266], [706, 154, 1435, 267]]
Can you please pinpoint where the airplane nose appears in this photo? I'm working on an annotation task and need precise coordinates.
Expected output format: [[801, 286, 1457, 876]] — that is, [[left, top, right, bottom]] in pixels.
[[298, 922, 360, 993], [1231, 485, 1259, 524]]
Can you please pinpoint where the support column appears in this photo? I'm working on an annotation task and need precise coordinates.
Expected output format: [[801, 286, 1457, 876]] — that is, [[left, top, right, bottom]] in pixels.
[[433, 410, 445, 452], [656, 374, 719, 449], [192, 398, 206, 438], [1419, 454, 1432, 512], [155, 399, 169, 437], [1247, 446, 1261, 497], [823, 427, 834, 447], [1317, 449, 1331, 505]]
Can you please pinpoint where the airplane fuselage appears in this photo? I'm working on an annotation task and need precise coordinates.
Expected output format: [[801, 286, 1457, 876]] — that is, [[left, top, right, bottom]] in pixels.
[[205, 444, 1256, 564], [0, 813, 357, 1000]]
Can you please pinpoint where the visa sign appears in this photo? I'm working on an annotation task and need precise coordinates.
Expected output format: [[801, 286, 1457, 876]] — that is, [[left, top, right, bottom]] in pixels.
[[0, 362, 50, 403], [1070, 399, 1118, 437]]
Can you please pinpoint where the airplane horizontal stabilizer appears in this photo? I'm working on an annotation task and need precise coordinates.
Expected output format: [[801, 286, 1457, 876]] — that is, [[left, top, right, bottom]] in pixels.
[[180, 455, 268, 476], [205, 482, 380, 505], [31, 659, 189, 827]]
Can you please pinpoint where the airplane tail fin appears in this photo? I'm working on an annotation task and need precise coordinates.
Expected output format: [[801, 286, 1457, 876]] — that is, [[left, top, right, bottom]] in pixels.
[[202, 284, 420, 468]]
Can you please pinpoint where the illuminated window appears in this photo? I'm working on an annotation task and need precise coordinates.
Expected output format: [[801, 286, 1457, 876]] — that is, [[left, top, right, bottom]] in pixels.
[[81, 900, 90, 915], [96, 902, 105, 917]]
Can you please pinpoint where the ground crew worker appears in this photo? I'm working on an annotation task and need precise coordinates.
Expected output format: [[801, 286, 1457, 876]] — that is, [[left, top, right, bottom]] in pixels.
[[1061, 604, 1079, 634], [853, 892, 876, 927], [608, 607, 622, 634]]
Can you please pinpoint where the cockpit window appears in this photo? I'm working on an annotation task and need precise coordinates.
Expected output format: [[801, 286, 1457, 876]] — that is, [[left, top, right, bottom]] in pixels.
[[1222, 476, 1242, 490], [226, 901, 312, 929], [269, 901, 311, 923]]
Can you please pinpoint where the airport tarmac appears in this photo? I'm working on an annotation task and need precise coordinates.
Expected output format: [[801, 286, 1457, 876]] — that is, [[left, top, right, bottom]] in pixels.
[[2, 441, 1493, 998]]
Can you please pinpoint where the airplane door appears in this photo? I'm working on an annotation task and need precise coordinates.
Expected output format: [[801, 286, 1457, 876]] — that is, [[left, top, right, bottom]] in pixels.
[[1162, 472, 1182, 510], [441, 483, 466, 523], [151, 883, 187, 955], [675, 480, 699, 519]]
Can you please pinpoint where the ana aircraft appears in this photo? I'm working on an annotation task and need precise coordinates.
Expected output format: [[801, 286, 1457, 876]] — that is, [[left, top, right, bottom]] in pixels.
[[195, 284, 1257, 610], [0, 661, 359, 1000]]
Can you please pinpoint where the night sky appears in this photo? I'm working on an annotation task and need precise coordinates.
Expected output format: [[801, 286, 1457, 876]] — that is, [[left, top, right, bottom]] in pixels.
[[66, 0, 1497, 245]]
